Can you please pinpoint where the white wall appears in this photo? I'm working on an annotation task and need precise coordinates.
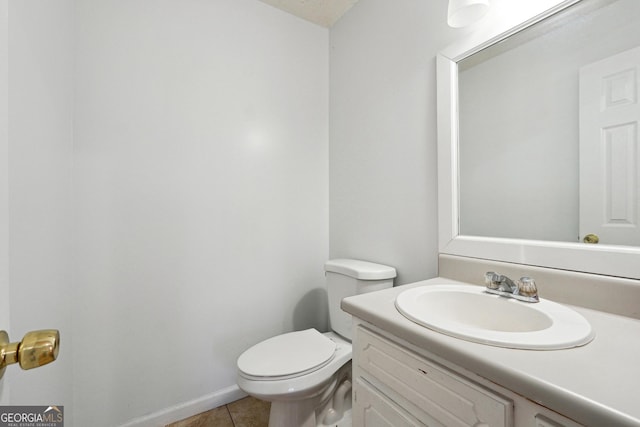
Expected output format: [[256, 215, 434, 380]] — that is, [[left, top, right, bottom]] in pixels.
[[73, 0, 328, 425], [3, 0, 74, 411], [2, 0, 327, 425], [329, 0, 458, 284]]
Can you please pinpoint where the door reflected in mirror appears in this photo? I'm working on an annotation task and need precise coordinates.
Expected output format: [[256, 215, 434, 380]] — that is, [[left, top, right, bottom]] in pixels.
[[458, 0, 640, 247]]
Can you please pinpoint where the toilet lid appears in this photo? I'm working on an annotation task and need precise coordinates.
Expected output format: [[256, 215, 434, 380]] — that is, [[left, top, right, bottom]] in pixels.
[[237, 329, 336, 378]]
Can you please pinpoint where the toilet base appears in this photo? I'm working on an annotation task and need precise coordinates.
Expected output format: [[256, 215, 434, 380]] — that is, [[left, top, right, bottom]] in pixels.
[[269, 403, 352, 427], [267, 363, 352, 427]]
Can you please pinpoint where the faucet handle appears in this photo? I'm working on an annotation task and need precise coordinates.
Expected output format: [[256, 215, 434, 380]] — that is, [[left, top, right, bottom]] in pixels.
[[484, 271, 500, 289], [517, 277, 539, 301]]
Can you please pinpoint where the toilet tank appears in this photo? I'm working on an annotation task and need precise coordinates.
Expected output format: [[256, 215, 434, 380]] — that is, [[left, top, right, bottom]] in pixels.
[[324, 259, 396, 340]]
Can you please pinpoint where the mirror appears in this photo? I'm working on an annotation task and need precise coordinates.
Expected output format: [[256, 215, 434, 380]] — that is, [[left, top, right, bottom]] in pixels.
[[437, 0, 640, 279]]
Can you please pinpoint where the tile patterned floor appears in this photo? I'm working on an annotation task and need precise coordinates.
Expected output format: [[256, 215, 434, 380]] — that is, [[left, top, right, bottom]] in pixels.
[[166, 397, 270, 427]]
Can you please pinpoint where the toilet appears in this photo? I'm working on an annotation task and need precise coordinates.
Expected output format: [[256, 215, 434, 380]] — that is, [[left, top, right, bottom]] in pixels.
[[236, 259, 396, 427]]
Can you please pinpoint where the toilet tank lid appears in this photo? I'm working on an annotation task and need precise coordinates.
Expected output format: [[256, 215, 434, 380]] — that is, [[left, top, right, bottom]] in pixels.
[[324, 259, 396, 280]]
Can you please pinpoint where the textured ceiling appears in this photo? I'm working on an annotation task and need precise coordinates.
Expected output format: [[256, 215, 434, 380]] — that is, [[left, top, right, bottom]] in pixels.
[[257, 0, 360, 27]]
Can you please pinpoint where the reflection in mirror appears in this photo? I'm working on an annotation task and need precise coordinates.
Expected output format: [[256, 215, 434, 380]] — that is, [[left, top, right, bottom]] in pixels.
[[458, 0, 640, 247]]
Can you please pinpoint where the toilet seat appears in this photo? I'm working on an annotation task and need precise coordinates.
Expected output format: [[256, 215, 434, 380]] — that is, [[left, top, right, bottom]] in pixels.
[[237, 331, 352, 402], [237, 329, 337, 380]]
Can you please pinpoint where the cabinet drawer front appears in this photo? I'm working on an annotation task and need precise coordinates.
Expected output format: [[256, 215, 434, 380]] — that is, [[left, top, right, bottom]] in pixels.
[[354, 378, 431, 427], [534, 413, 582, 427], [356, 326, 513, 427]]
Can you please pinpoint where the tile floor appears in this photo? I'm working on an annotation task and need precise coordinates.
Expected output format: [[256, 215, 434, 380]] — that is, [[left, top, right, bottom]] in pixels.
[[166, 396, 270, 427]]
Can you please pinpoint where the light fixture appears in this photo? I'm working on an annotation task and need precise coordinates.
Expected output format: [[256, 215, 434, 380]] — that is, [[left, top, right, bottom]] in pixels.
[[447, 0, 490, 28]]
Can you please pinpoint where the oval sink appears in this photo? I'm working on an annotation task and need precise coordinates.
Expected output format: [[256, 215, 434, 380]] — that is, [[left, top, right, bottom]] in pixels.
[[395, 284, 594, 350]]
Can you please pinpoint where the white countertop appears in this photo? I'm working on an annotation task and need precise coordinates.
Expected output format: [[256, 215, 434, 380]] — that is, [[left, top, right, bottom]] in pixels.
[[341, 277, 640, 427]]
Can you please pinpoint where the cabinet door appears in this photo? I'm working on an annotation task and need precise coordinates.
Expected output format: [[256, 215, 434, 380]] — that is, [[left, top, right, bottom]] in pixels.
[[353, 378, 431, 427], [355, 326, 513, 427]]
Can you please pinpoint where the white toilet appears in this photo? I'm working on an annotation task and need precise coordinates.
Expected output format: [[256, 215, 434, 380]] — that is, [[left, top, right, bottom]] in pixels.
[[236, 259, 396, 427]]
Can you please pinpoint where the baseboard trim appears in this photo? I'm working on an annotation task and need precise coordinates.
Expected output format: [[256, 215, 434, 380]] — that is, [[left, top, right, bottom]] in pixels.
[[119, 385, 247, 427]]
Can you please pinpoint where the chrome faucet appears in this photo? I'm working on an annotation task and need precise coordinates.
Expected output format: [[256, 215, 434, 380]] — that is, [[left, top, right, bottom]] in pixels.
[[484, 271, 539, 303]]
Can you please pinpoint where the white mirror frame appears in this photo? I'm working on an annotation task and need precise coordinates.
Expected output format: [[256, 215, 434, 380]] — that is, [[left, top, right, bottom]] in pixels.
[[437, 0, 640, 280]]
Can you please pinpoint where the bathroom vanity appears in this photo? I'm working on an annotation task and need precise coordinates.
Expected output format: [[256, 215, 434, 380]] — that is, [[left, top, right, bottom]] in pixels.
[[342, 277, 640, 427]]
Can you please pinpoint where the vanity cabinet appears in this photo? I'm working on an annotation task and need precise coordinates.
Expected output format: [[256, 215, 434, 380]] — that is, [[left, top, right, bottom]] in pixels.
[[352, 324, 583, 427]]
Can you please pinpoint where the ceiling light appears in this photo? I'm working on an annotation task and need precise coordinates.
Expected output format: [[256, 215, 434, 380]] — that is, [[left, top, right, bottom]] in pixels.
[[447, 0, 490, 28]]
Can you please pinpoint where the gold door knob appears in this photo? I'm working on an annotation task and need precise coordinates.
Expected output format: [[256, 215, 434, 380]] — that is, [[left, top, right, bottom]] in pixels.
[[583, 233, 600, 244], [0, 329, 60, 377]]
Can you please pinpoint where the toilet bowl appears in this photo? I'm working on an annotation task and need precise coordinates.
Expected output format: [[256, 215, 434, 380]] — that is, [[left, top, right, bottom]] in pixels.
[[238, 330, 352, 427], [236, 259, 396, 427]]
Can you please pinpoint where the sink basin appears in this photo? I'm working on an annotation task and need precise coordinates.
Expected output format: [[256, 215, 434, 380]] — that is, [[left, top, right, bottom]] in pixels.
[[395, 284, 594, 350]]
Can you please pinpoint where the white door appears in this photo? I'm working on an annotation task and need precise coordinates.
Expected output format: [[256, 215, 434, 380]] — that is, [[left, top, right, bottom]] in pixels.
[[579, 46, 640, 246], [1, 0, 10, 406]]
